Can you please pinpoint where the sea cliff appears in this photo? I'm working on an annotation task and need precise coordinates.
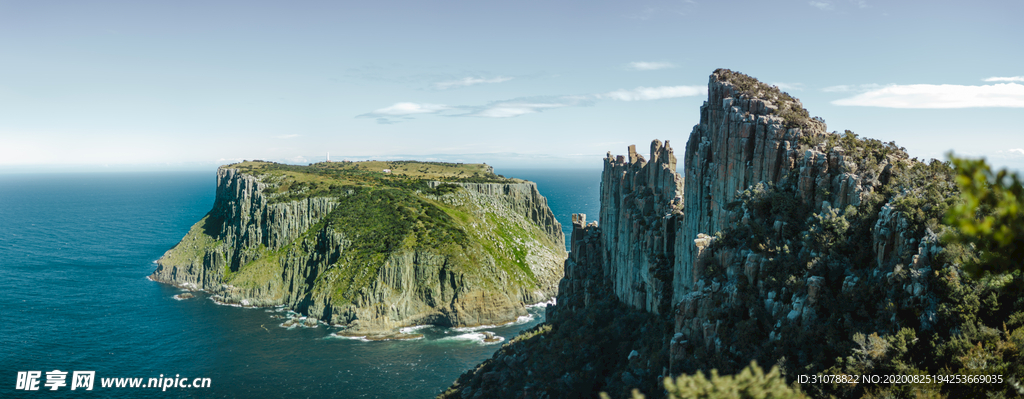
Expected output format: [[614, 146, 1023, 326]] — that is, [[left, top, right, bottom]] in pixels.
[[151, 162, 565, 336], [441, 69, 1009, 398]]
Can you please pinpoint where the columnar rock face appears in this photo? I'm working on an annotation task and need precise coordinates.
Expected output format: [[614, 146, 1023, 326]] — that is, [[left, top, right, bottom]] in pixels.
[[555, 70, 933, 345], [441, 69, 966, 398], [552, 214, 606, 316], [427, 181, 563, 242], [599, 141, 684, 313], [676, 72, 812, 303], [674, 70, 883, 304], [151, 168, 566, 335]]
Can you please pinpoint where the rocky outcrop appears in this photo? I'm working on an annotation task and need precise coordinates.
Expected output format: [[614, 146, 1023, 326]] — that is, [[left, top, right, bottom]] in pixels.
[[151, 167, 565, 335], [599, 141, 684, 313], [676, 69, 889, 303], [552, 214, 606, 315], [427, 181, 563, 248], [441, 69, 964, 398]]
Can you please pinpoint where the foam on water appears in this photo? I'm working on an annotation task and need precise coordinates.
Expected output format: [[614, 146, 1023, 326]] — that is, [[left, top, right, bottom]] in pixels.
[[450, 324, 499, 332], [209, 296, 245, 308], [400, 325, 433, 334], [325, 333, 370, 342], [438, 332, 505, 345], [452, 314, 535, 332], [526, 298, 556, 308]]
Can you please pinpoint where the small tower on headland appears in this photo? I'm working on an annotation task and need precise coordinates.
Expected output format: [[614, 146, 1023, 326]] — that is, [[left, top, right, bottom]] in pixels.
[[326, 152, 330, 162]]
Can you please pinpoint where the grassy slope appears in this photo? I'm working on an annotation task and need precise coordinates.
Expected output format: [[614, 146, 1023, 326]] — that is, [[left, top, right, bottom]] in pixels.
[[161, 215, 221, 266], [183, 160, 551, 307]]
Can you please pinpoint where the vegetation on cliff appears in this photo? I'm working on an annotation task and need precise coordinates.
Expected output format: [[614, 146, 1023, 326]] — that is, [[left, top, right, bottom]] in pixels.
[[440, 69, 1024, 399], [233, 160, 511, 204], [713, 68, 813, 129], [943, 155, 1024, 278], [152, 160, 565, 335]]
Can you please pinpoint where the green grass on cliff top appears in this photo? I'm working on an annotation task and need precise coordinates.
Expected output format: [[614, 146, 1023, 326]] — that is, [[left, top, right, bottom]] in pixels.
[[204, 162, 550, 306], [304, 187, 543, 305], [224, 160, 521, 204], [161, 159, 554, 306]]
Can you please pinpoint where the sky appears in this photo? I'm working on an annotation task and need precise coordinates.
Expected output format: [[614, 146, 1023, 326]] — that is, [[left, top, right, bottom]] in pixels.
[[1, 0, 1022, 173]]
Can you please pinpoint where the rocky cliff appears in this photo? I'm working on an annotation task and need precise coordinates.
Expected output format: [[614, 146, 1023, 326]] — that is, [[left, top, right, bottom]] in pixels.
[[598, 141, 684, 314], [151, 163, 566, 336], [440, 69, 1008, 398]]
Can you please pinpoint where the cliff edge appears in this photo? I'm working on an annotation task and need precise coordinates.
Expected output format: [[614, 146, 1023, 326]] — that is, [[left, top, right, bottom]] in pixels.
[[151, 161, 565, 336], [440, 69, 1010, 398]]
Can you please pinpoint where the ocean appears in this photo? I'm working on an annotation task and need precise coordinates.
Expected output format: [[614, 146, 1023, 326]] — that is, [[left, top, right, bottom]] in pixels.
[[0, 169, 600, 398]]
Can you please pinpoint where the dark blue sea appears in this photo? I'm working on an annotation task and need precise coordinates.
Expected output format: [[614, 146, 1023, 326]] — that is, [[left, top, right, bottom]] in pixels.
[[0, 169, 600, 398]]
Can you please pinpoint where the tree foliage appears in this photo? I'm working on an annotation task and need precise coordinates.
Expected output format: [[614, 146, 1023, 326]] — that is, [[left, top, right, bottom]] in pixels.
[[602, 361, 807, 399], [943, 154, 1024, 278]]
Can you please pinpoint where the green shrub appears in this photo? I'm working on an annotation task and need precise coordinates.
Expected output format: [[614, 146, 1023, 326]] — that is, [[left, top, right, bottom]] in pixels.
[[603, 361, 807, 399], [943, 154, 1024, 278]]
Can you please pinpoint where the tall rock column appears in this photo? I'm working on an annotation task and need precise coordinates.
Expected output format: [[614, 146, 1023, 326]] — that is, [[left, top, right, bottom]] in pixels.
[[674, 70, 823, 304], [673, 69, 885, 305], [599, 140, 684, 314]]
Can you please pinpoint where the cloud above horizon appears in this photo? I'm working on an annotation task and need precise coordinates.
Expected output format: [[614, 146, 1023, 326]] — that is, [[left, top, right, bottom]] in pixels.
[[360, 85, 704, 122], [822, 84, 884, 92], [361, 102, 451, 117], [771, 82, 804, 91], [471, 101, 575, 118], [809, 1, 833, 10], [598, 85, 705, 101], [831, 83, 1024, 108], [984, 76, 1024, 82], [434, 76, 514, 90], [626, 62, 676, 71]]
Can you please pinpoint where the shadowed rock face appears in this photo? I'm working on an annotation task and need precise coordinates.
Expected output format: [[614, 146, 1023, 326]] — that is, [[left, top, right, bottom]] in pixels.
[[440, 69, 957, 399], [150, 167, 565, 335], [598, 140, 684, 314]]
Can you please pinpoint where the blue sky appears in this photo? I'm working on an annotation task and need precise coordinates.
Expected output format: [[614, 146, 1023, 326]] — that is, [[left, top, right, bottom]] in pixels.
[[1, 0, 1021, 173]]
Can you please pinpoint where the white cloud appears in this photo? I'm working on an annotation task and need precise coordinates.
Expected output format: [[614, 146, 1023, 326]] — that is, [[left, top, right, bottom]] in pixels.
[[363, 102, 450, 116], [627, 62, 676, 71], [599, 85, 706, 101], [474, 103, 570, 118], [832, 83, 1024, 108], [1009, 149, 1024, 156], [822, 84, 884, 92], [771, 82, 804, 91], [435, 76, 513, 89], [823, 85, 853, 92], [359, 85, 704, 121], [809, 1, 833, 10], [984, 76, 1024, 82], [627, 6, 657, 20], [461, 96, 590, 118]]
